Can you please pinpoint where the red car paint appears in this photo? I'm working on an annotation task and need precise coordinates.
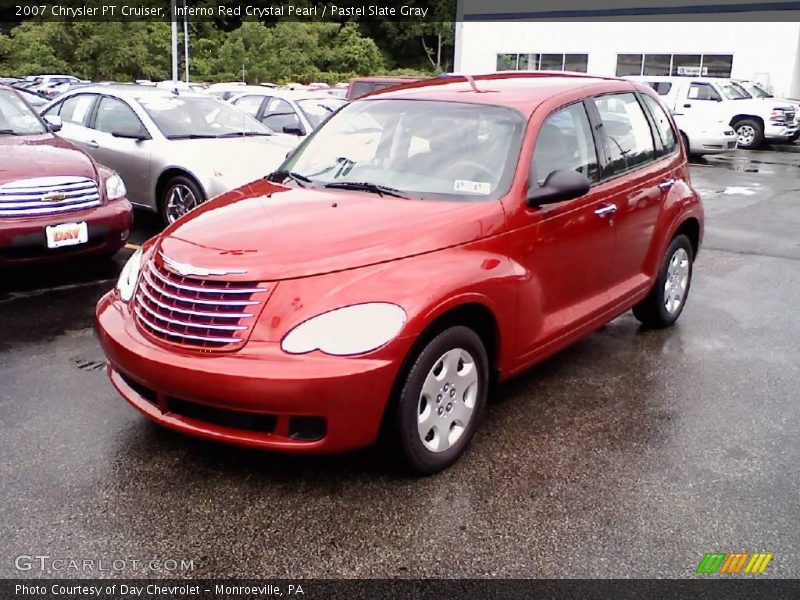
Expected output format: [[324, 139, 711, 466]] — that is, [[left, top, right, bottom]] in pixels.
[[96, 73, 703, 454], [0, 85, 133, 266]]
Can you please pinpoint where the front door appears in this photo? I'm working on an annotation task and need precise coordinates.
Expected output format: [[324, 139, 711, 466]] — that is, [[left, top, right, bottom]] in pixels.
[[508, 100, 617, 359], [88, 96, 152, 207]]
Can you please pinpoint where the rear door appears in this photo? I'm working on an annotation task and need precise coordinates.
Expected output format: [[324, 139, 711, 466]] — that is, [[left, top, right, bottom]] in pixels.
[[592, 91, 675, 301], [44, 93, 98, 151]]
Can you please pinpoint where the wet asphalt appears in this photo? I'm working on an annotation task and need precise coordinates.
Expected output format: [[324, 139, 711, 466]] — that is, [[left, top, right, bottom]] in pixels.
[[1, 148, 798, 579]]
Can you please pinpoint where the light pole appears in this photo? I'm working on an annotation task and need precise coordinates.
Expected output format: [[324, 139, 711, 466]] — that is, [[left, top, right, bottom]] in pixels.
[[183, 0, 190, 82], [170, 0, 178, 82]]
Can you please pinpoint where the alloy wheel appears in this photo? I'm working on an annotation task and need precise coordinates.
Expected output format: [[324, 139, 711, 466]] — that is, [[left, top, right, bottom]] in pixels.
[[664, 247, 690, 315], [165, 184, 198, 224]]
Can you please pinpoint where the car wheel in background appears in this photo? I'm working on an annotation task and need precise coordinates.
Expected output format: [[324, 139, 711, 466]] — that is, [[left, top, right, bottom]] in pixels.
[[160, 175, 206, 226], [680, 132, 691, 156], [392, 326, 489, 474], [733, 119, 764, 149], [789, 130, 800, 143], [633, 234, 694, 329]]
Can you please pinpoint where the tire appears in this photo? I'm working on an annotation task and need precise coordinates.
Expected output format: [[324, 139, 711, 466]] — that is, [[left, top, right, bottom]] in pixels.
[[789, 130, 800, 143], [733, 119, 764, 150], [391, 326, 489, 475], [159, 175, 205, 226], [633, 234, 694, 329], [680, 131, 691, 155]]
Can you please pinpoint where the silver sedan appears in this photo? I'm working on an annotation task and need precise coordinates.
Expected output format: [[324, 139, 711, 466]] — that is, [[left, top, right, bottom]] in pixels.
[[42, 85, 298, 224]]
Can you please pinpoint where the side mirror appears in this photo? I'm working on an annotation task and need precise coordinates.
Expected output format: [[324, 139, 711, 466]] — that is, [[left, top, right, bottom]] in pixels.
[[527, 170, 591, 207], [282, 125, 304, 136], [111, 128, 150, 141], [43, 114, 62, 133]]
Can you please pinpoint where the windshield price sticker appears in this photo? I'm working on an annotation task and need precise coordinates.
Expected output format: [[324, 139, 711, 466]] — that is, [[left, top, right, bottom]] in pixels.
[[454, 180, 491, 195]]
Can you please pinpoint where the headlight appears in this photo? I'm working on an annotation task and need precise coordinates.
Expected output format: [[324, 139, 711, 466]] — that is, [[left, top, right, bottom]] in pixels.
[[105, 174, 127, 200], [117, 248, 142, 302], [281, 303, 406, 356]]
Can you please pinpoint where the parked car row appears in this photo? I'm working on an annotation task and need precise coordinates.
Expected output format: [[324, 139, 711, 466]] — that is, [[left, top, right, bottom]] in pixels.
[[627, 76, 798, 151]]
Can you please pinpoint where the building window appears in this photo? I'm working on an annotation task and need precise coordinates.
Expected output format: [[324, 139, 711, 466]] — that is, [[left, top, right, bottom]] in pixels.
[[616, 54, 643, 76], [615, 53, 732, 77], [496, 53, 588, 73], [497, 53, 518, 71], [643, 54, 671, 76]]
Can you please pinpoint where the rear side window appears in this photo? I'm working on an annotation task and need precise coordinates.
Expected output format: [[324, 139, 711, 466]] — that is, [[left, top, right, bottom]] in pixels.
[[688, 83, 722, 101], [594, 93, 655, 173], [233, 95, 264, 117], [647, 82, 672, 95], [56, 94, 96, 126], [349, 81, 372, 99], [532, 102, 599, 186], [641, 94, 678, 155]]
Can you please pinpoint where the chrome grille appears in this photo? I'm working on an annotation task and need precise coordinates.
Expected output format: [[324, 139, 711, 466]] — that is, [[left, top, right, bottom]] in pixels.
[[0, 176, 101, 217], [134, 257, 267, 350]]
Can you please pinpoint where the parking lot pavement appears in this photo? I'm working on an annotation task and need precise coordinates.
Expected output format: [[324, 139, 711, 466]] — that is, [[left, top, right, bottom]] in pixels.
[[1, 149, 798, 578]]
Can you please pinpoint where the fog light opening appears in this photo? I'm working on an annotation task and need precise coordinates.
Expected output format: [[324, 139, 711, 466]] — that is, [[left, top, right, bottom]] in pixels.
[[288, 417, 326, 441]]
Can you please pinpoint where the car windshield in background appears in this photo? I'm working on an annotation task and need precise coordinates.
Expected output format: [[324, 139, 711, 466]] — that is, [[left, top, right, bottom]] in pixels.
[[0, 89, 47, 135], [137, 95, 272, 139], [296, 97, 347, 129], [719, 82, 751, 100], [282, 99, 525, 201], [743, 82, 770, 98]]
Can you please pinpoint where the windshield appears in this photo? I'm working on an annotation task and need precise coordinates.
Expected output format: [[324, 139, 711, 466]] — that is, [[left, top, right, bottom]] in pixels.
[[282, 99, 525, 201], [0, 89, 47, 135], [742, 82, 770, 98], [719, 81, 751, 100], [137, 95, 273, 139], [296, 97, 347, 129]]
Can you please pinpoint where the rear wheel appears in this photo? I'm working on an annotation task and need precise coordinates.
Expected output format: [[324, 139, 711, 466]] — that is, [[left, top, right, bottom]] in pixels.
[[633, 234, 694, 329], [392, 326, 489, 474], [733, 119, 764, 149], [160, 175, 205, 226]]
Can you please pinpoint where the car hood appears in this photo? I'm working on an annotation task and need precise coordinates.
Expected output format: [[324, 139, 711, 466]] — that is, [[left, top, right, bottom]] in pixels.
[[156, 180, 506, 281], [167, 134, 299, 186], [0, 134, 97, 186]]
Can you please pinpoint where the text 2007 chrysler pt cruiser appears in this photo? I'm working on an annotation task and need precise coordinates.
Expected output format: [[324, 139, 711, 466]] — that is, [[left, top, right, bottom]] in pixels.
[[96, 73, 704, 474]]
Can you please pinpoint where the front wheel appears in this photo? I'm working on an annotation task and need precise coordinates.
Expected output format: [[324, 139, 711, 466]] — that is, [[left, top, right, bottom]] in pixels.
[[733, 119, 764, 149], [633, 234, 694, 329], [392, 326, 489, 474], [160, 175, 205, 226]]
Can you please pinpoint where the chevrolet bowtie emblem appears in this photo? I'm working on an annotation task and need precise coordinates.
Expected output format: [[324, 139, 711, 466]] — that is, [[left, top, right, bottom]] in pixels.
[[160, 252, 247, 277], [42, 192, 66, 203]]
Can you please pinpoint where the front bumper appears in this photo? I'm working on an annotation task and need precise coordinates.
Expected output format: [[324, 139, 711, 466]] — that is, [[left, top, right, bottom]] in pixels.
[[0, 200, 133, 265], [689, 128, 737, 154], [96, 292, 409, 454], [765, 122, 798, 140]]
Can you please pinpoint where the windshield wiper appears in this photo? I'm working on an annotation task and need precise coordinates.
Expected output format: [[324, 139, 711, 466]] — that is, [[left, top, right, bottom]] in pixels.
[[216, 131, 272, 138], [167, 134, 219, 140], [266, 170, 312, 188], [323, 181, 408, 199]]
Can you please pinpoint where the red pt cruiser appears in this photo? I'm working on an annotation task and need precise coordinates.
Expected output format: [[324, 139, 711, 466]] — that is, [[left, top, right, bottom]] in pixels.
[[96, 73, 703, 474], [0, 85, 132, 265]]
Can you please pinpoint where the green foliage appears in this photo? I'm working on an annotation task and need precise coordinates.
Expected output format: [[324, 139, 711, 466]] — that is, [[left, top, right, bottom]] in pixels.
[[0, 19, 444, 83]]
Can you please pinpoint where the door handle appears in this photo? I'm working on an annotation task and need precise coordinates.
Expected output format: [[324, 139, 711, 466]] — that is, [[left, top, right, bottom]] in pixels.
[[594, 203, 617, 218], [87, 140, 99, 149], [683, 103, 692, 108], [658, 179, 676, 190]]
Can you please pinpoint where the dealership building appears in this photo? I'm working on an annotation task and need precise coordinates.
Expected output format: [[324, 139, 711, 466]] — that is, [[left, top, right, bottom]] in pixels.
[[454, 2, 800, 97]]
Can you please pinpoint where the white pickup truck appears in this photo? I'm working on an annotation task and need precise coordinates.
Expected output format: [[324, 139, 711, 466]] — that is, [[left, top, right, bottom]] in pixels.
[[628, 76, 797, 149]]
